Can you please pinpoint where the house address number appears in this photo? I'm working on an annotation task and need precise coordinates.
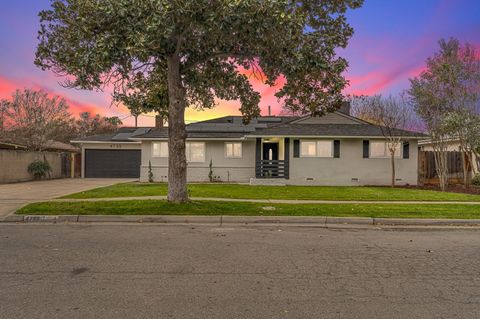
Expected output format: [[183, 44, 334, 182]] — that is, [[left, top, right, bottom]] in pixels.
[[110, 144, 122, 149]]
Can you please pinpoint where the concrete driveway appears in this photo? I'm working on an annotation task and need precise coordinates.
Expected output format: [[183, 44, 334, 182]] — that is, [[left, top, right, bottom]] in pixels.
[[0, 178, 134, 219]]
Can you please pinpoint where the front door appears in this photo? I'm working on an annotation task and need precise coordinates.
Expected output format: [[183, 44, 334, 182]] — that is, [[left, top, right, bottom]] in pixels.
[[262, 143, 279, 161]]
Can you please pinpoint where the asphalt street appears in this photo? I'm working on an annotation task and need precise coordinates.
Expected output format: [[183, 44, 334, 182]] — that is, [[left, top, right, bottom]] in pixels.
[[0, 224, 479, 318]]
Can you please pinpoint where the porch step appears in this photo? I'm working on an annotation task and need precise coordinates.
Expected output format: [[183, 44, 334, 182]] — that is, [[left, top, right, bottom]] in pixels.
[[249, 178, 287, 186]]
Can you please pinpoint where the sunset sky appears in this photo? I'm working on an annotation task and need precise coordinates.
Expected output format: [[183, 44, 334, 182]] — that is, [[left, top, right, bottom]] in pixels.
[[0, 0, 479, 126]]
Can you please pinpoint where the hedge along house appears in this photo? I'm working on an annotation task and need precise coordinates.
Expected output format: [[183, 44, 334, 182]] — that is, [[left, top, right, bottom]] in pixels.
[[131, 105, 424, 186]]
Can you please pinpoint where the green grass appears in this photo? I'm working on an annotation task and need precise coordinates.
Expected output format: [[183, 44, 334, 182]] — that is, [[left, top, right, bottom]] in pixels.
[[17, 200, 480, 219], [62, 182, 480, 202]]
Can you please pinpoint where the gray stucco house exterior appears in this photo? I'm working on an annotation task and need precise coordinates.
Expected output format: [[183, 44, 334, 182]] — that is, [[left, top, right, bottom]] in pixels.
[[73, 106, 424, 186]]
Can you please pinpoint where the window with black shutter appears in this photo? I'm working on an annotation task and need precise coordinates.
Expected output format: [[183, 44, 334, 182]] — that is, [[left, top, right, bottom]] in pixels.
[[293, 140, 300, 158], [363, 140, 369, 158], [403, 141, 410, 159], [333, 140, 340, 158]]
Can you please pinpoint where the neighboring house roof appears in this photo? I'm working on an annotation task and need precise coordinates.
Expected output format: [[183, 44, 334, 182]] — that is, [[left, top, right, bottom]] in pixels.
[[0, 140, 79, 152], [0, 141, 27, 150], [418, 136, 459, 145], [71, 127, 152, 143], [43, 140, 80, 153]]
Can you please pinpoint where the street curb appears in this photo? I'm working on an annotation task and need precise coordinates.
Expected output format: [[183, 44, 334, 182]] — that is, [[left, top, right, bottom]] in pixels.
[[373, 218, 480, 226], [4, 214, 480, 227]]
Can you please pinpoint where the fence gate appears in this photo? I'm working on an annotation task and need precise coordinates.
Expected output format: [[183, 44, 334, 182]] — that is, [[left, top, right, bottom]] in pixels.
[[60, 153, 72, 178]]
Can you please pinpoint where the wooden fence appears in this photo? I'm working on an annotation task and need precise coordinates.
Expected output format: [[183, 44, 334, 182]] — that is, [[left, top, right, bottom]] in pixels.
[[0, 150, 80, 183], [418, 151, 472, 185]]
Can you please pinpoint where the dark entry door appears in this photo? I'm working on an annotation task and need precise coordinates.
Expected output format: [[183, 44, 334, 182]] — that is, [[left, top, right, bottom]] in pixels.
[[262, 143, 279, 161], [85, 149, 141, 178]]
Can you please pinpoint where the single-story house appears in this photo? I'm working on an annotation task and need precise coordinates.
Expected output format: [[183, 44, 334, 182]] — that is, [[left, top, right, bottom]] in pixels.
[[73, 105, 424, 185]]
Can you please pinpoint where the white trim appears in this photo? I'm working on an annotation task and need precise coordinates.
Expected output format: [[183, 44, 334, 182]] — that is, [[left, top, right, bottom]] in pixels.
[[71, 140, 141, 144], [129, 137, 246, 141], [246, 135, 424, 139]]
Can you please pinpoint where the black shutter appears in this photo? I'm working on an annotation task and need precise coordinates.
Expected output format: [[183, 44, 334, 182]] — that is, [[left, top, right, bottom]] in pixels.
[[255, 138, 261, 178], [403, 141, 410, 159], [363, 140, 370, 158], [333, 140, 340, 158], [293, 140, 300, 158]]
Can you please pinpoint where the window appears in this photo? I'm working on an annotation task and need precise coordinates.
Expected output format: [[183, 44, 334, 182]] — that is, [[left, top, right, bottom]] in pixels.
[[370, 141, 385, 158], [300, 141, 317, 157], [225, 142, 242, 158], [370, 141, 401, 158], [152, 142, 168, 157], [317, 141, 333, 157], [186, 142, 205, 162], [300, 140, 333, 158]]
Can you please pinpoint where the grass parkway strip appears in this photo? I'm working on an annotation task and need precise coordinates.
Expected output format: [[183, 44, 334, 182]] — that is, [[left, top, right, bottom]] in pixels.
[[17, 200, 480, 219]]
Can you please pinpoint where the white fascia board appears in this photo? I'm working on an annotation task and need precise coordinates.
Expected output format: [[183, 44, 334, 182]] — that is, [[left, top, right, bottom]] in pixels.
[[70, 140, 141, 144], [129, 137, 246, 141], [246, 135, 425, 139]]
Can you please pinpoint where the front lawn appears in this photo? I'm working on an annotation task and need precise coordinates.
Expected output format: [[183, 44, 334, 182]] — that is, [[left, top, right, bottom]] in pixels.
[[63, 182, 480, 202], [17, 200, 480, 219]]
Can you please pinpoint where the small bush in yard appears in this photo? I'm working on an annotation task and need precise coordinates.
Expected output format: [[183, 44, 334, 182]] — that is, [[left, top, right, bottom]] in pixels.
[[148, 160, 154, 183], [28, 159, 51, 180], [472, 174, 480, 186]]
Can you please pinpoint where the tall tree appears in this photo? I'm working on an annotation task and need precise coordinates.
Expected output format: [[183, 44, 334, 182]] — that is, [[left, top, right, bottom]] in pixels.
[[0, 99, 9, 135], [409, 38, 480, 190], [35, 0, 363, 202], [2, 89, 73, 151], [75, 112, 122, 138], [350, 94, 416, 187]]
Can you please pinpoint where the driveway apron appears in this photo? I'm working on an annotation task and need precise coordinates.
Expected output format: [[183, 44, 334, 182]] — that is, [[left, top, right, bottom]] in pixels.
[[0, 178, 134, 219]]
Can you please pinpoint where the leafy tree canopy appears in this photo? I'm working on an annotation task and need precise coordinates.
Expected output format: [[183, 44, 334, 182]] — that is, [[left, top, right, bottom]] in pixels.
[[35, 0, 363, 120], [409, 38, 480, 131], [75, 112, 123, 138]]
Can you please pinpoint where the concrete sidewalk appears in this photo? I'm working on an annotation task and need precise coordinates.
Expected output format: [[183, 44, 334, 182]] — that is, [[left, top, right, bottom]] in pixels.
[[0, 178, 135, 219], [49, 195, 480, 205]]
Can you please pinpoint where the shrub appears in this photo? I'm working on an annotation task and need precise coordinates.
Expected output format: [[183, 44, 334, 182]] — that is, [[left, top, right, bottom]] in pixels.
[[472, 174, 480, 186], [208, 159, 214, 182], [28, 159, 52, 180], [148, 160, 154, 183]]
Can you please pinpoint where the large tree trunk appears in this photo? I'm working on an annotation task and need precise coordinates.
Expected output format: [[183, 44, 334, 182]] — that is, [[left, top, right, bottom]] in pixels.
[[167, 54, 188, 203]]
